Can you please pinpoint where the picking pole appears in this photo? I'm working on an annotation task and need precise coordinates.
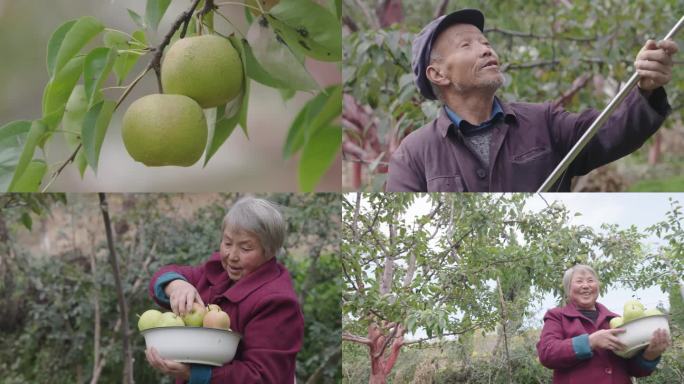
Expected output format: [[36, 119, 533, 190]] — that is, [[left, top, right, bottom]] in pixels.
[[537, 15, 684, 192]]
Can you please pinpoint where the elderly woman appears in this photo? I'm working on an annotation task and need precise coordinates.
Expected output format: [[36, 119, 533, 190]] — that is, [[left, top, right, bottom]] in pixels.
[[537, 264, 670, 383], [145, 197, 304, 383]]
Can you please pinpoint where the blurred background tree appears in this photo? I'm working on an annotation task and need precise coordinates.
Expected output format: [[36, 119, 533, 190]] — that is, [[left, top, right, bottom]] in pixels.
[[342, 0, 684, 191], [0, 193, 341, 383]]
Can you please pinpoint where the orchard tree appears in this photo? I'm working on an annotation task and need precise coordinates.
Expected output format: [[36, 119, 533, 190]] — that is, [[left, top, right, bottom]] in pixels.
[[342, 193, 657, 384], [0, 0, 342, 192], [342, 0, 684, 190]]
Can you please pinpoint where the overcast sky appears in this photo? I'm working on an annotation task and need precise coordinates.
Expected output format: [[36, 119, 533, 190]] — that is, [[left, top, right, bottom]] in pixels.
[[385, 193, 684, 338]]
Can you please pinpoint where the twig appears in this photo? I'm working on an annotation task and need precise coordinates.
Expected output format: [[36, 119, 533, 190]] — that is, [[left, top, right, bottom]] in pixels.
[[41, 144, 82, 192]]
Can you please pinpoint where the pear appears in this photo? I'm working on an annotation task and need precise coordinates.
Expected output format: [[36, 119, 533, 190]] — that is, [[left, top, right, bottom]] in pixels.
[[122, 94, 207, 167], [642, 308, 663, 317], [137, 309, 163, 331], [161, 35, 243, 108], [609, 316, 624, 329], [623, 299, 645, 323], [182, 302, 207, 327], [157, 312, 185, 327]]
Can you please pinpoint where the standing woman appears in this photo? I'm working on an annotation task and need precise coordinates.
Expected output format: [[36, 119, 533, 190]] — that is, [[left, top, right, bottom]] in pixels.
[[145, 197, 304, 383], [537, 264, 670, 383]]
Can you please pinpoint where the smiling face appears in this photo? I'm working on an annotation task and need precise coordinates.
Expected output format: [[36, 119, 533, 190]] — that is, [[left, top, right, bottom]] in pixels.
[[219, 227, 269, 282], [426, 23, 504, 95], [569, 269, 600, 310]]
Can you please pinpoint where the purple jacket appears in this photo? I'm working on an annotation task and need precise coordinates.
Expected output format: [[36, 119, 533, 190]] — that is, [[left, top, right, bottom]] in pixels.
[[149, 253, 304, 384], [537, 301, 659, 384], [386, 87, 670, 191]]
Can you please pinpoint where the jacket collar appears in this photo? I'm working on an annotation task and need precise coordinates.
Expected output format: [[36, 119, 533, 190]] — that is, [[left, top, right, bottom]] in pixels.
[[436, 96, 517, 138], [205, 253, 281, 303], [562, 300, 619, 326]]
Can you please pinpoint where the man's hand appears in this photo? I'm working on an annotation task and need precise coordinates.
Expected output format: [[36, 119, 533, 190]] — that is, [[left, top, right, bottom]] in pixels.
[[642, 328, 671, 361], [635, 39, 679, 92], [588, 328, 627, 351]]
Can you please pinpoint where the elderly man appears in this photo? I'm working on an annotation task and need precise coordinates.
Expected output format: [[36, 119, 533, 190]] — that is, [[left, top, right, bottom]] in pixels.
[[386, 9, 678, 192]]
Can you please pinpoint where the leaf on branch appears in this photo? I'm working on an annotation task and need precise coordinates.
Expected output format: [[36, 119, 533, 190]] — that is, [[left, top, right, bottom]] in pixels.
[[42, 56, 86, 131], [10, 160, 47, 192], [145, 0, 172, 31], [268, 0, 341, 61], [0, 120, 31, 191], [84, 47, 118, 107], [7, 121, 47, 192], [246, 16, 318, 92], [298, 125, 341, 191], [283, 84, 341, 158], [46, 20, 77, 78], [127, 8, 147, 30], [62, 85, 89, 177], [104, 29, 148, 85], [53, 16, 104, 77], [81, 100, 116, 173]]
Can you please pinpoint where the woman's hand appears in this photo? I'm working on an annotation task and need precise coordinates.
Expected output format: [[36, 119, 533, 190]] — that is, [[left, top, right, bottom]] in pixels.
[[165, 279, 205, 316], [145, 347, 191, 380], [642, 328, 670, 360], [588, 328, 627, 351]]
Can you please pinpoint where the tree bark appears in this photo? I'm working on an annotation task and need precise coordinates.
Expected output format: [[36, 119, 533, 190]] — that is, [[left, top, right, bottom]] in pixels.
[[98, 193, 134, 384]]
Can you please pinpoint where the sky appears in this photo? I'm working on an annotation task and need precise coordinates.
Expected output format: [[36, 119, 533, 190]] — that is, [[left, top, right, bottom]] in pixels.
[[385, 193, 684, 339]]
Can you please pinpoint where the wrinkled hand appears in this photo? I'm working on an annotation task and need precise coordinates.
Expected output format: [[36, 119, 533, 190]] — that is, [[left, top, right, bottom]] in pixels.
[[635, 39, 679, 92], [165, 279, 205, 317], [589, 328, 627, 351], [642, 328, 670, 360], [145, 347, 191, 381]]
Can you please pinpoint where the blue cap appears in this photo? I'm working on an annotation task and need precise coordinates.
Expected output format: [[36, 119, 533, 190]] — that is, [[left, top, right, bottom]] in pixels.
[[412, 9, 485, 100]]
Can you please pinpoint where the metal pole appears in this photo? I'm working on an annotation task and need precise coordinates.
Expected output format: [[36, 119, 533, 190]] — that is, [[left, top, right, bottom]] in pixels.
[[537, 14, 684, 192]]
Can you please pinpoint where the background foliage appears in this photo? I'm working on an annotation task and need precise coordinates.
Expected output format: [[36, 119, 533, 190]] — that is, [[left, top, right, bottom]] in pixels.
[[342, 0, 684, 191], [342, 193, 684, 382], [0, 193, 341, 383]]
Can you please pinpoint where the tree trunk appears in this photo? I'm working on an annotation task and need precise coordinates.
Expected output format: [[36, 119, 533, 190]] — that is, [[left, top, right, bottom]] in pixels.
[[98, 193, 134, 384]]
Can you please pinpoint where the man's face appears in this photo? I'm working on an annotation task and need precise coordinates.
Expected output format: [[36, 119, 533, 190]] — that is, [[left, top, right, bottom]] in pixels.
[[427, 23, 504, 94]]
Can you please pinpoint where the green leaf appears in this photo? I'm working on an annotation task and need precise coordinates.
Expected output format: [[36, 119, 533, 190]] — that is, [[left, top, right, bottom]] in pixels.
[[268, 0, 342, 61], [127, 8, 147, 30], [53, 16, 104, 77], [84, 47, 117, 106], [20, 212, 33, 231], [0, 120, 32, 142], [298, 125, 341, 191], [242, 38, 296, 89], [203, 106, 240, 166], [81, 100, 115, 172], [246, 17, 318, 91], [46, 20, 77, 78], [228, 36, 251, 137], [283, 85, 341, 158], [7, 121, 47, 192], [146, 0, 172, 31], [10, 160, 47, 192], [104, 30, 147, 85], [42, 55, 86, 130], [62, 85, 88, 177]]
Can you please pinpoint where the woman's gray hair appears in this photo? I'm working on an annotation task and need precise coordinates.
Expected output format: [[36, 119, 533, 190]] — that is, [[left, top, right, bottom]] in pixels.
[[562, 264, 600, 298], [222, 197, 286, 259]]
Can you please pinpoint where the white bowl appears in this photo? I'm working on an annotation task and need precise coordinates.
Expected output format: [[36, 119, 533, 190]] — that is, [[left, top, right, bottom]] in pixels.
[[614, 314, 670, 358], [142, 327, 242, 366]]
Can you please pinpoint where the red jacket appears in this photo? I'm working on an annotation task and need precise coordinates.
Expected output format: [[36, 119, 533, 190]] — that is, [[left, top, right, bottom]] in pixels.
[[537, 301, 658, 384], [149, 253, 304, 383]]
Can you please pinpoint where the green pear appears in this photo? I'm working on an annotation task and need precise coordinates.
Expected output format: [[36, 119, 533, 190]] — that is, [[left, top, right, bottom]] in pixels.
[[182, 302, 207, 327], [642, 308, 662, 317], [157, 312, 185, 327], [122, 94, 207, 167], [161, 35, 243, 108], [137, 309, 163, 331], [623, 299, 645, 323], [609, 316, 624, 329]]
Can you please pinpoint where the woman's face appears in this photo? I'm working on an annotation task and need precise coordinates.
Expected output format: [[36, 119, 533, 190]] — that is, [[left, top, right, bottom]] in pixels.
[[220, 227, 269, 282], [569, 269, 599, 310]]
